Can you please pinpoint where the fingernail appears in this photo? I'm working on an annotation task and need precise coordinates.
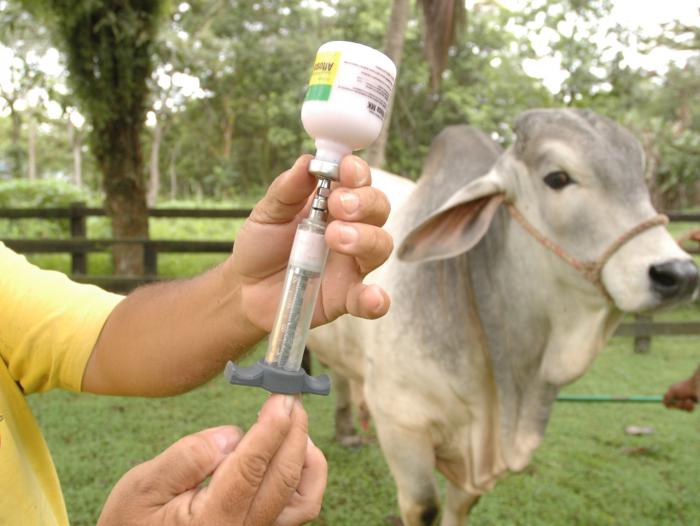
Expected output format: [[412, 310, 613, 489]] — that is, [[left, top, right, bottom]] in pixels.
[[283, 395, 295, 415], [366, 285, 385, 314], [373, 290, 385, 313], [353, 158, 370, 186], [212, 430, 237, 454], [339, 191, 360, 214], [339, 224, 359, 246]]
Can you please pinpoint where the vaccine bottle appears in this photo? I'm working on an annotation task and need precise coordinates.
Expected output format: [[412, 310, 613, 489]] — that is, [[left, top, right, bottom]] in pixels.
[[226, 42, 396, 395]]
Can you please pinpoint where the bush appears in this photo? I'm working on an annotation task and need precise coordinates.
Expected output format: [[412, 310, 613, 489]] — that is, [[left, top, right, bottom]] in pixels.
[[0, 179, 93, 238]]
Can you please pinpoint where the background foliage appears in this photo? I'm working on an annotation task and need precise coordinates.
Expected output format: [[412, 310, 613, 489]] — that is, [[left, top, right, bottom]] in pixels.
[[0, 0, 698, 208]]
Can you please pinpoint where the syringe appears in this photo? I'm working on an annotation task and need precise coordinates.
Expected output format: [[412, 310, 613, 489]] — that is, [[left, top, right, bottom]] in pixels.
[[224, 41, 396, 395], [224, 161, 336, 395], [266, 175, 331, 372]]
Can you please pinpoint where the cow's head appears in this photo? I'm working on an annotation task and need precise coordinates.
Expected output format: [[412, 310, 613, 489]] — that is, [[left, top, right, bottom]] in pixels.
[[398, 109, 698, 312]]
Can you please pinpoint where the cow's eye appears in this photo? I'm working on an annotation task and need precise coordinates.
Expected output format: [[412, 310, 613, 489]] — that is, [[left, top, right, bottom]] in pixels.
[[543, 171, 572, 190]]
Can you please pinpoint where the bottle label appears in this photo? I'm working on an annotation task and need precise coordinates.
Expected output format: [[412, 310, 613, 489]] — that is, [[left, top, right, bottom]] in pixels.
[[305, 51, 341, 102], [336, 60, 393, 121], [304, 49, 394, 122]]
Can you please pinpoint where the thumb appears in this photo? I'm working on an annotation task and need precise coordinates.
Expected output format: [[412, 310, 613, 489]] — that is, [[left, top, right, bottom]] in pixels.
[[249, 155, 316, 225], [135, 425, 243, 499], [98, 426, 243, 526]]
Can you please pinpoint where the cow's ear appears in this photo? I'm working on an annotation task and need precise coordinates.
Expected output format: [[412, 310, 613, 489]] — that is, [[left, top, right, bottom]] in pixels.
[[397, 174, 505, 263]]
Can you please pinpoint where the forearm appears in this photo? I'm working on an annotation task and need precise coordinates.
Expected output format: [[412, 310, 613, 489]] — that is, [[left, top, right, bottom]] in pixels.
[[82, 262, 267, 396]]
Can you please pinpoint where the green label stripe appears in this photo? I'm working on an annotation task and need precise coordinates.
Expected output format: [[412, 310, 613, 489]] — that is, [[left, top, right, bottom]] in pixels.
[[305, 84, 332, 101]]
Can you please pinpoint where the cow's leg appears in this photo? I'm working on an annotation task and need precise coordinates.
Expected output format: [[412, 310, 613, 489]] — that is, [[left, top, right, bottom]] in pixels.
[[350, 379, 371, 432], [441, 481, 479, 526], [332, 371, 362, 447], [376, 423, 440, 526]]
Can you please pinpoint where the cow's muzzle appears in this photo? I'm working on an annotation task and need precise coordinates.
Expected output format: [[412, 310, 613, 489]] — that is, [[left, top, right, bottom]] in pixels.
[[649, 259, 699, 302], [506, 203, 670, 302]]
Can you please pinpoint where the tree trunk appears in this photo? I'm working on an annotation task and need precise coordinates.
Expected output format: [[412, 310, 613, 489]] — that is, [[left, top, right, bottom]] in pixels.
[[69, 122, 83, 187], [640, 129, 662, 209], [96, 119, 149, 276], [148, 118, 164, 206], [27, 116, 37, 180], [9, 104, 23, 178], [222, 94, 234, 160], [169, 147, 178, 201], [26, 1, 162, 277], [366, 0, 410, 168]]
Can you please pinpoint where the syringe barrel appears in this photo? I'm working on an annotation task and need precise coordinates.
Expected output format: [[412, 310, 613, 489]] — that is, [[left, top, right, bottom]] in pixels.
[[265, 217, 328, 371]]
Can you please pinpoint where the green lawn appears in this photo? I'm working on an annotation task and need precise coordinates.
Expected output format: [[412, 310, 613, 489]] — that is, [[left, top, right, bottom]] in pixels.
[[28, 333, 699, 526], [10, 214, 700, 524]]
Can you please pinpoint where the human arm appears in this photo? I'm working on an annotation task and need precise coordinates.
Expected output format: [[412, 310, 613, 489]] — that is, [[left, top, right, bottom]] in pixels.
[[663, 363, 700, 412], [82, 155, 392, 396], [98, 394, 327, 526]]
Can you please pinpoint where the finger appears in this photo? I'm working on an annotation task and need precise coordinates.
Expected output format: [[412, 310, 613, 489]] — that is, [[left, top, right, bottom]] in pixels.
[[135, 426, 243, 500], [337, 155, 372, 189], [326, 221, 394, 275], [250, 155, 316, 225], [247, 399, 310, 525], [204, 395, 294, 519], [344, 283, 390, 319], [327, 186, 391, 226], [273, 438, 328, 526]]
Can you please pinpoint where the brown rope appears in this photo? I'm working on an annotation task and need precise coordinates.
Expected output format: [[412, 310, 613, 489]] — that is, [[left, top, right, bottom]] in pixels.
[[506, 203, 669, 299]]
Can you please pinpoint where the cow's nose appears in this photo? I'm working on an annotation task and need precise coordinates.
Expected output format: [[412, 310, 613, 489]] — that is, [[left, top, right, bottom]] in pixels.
[[649, 259, 699, 301]]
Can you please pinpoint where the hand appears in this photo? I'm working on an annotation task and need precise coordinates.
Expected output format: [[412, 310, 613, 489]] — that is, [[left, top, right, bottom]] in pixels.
[[98, 395, 327, 526], [228, 154, 393, 334], [663, 377, 698, 412]]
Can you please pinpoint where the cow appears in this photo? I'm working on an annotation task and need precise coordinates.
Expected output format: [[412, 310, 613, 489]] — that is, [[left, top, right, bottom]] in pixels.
[[307, 108, 699, 525]]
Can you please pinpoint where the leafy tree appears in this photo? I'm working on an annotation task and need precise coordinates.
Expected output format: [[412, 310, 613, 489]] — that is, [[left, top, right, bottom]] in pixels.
[[366, 0, 466, 167], [22, 0, 168, 274], [0, 1, 52, 178], [156, 0, 325, 197]]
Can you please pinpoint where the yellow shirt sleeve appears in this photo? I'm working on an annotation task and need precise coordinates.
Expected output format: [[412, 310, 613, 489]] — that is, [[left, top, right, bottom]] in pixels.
[[0, 242, 124, 394]]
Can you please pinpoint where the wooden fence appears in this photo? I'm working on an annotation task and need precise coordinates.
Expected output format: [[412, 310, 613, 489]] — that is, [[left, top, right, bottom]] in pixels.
[[1, 203, 699, 352], [0, 202, 248, 291]]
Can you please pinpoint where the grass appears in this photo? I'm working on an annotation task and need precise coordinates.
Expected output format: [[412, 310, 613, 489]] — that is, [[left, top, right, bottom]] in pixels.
[[27, 333, 700, 525], [10, 213, 700, 524]]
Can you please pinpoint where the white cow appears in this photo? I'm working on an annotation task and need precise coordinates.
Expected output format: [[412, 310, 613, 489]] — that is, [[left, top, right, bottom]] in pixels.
[[307, 109, 698, 525]]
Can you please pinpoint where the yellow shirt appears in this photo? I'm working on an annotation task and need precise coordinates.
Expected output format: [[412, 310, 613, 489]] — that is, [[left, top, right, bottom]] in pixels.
[[0, 243, 123, 525]]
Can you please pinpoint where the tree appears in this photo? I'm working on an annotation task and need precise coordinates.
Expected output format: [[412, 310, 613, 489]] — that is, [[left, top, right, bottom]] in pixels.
[[23, 0, 168, 274], [0, 1, 52, 179], [366, 0, 465, 167], [365, 0, 410, 168]]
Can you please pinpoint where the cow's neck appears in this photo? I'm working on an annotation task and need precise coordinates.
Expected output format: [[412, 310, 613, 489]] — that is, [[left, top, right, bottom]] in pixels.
[[467, 206, 622, 471]]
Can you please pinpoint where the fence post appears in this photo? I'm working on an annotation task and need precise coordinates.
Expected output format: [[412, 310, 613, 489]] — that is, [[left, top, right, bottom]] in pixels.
[[69, 201, 87, 275], [633, 313, 652, 353], [144, 241, 158, 276]]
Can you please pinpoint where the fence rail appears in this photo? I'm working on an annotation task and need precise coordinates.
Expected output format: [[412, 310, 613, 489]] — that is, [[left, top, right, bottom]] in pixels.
[[0, 202, 248, 281], [1, 202, 699, 351]]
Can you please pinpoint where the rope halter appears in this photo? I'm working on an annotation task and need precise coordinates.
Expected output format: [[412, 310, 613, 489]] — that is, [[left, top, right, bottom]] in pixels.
[[505, 203, 669, 300]]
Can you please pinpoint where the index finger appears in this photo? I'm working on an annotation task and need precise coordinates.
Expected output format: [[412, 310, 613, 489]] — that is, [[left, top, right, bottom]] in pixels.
[[204, 395, 295, 519], [246, 399, 310, 525], [337, 155, 372, 189]]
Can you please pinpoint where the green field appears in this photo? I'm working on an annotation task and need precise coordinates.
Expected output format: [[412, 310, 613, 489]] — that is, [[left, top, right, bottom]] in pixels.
[[28, 332, 700, 525], [8, 211, 700, 524]]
